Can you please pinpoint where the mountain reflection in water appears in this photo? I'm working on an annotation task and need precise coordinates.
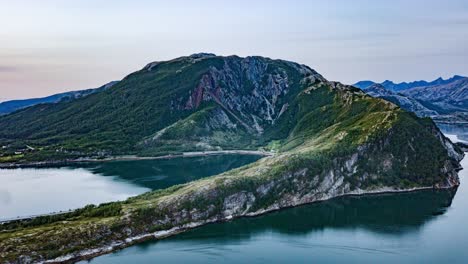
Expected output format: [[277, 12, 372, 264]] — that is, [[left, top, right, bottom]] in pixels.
[[87, 189, 458, 264], [163, 189, 457, 241]]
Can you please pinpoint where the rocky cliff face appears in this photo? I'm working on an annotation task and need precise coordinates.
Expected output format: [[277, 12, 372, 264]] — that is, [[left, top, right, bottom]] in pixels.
[[177, 56, 302, 132], [140, 55, 327, 153]]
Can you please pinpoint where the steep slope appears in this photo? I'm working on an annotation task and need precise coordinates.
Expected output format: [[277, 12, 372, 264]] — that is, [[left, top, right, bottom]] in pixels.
[[0, 54, 464, 263], [362, 84, 438, 117], [0, 81, 118, 115]]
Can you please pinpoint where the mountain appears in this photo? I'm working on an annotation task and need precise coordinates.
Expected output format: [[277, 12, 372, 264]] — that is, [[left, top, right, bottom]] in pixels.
[[354, 75, 466, 92], [361, 84, 437, 117], [0, 54, 461, 163], [0, 54, 463, 262], [353, 80, 375, 90], [401, 78, 468, 114], [0, 81, 118, 115], [355, 76, 468, 122]]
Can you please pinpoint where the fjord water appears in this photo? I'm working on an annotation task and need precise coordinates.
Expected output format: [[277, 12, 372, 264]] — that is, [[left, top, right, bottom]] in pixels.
[[86, 125, 468, 264], [0, 154, 260, 221], [438, 123, 468, 143]]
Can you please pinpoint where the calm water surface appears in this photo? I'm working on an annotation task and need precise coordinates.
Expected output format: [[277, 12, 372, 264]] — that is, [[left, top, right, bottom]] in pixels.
[[3, 125, 468, 263], [85, 124, 468, 264], [0, 154, 260, 221]]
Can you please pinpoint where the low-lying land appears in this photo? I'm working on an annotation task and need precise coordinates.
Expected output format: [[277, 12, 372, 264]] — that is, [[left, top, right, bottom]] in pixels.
[[0, 150, 272, 169]]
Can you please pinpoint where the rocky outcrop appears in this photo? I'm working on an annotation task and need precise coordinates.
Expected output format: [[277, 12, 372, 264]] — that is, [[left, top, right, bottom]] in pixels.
[[174, 56, 324, 134]]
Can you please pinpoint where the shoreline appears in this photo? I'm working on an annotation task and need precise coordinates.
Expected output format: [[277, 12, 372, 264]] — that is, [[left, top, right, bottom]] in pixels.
[[6, 150, 465, 263], [0, 149, 273, 223], [435, 121, 468, 125], [45, 184, 455, 264], [0, 150, 273, 169]]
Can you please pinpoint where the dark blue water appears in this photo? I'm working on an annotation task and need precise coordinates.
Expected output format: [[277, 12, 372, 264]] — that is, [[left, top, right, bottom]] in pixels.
[[84, 125, 468, 263]]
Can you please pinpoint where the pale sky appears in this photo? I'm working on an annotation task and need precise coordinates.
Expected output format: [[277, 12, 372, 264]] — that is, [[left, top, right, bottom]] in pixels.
[[1, 0, 468, 100]]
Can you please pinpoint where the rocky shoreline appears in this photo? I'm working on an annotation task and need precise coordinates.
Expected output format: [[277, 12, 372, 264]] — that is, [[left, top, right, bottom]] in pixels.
[[45, 184, 458, 264]]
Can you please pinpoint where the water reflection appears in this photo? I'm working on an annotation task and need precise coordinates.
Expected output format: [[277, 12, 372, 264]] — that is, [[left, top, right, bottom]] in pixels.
[[74, 154, 261, 190], [437, 123, 468, 143], [0, 167, 148, 221], [165, 189, 457, 242], [85, 189, 457, 264], [0, 155, 261, 220]]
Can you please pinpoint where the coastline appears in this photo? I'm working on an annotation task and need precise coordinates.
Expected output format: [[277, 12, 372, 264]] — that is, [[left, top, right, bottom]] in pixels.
[[0, 150, 273, 169], [44, 184, 456, 264], [3, 149, 464, 263]]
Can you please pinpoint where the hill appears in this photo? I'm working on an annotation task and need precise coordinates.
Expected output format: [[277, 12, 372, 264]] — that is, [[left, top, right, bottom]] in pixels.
[[0, 54, 463, 262]]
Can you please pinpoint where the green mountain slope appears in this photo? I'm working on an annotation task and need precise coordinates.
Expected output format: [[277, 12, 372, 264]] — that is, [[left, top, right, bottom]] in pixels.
[[1, 54, 460, 164], [0, 54, 464, 263], [0, 53, 325, 160]]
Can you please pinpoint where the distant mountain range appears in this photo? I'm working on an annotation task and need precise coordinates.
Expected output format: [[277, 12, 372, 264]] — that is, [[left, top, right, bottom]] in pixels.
[[354, 75, 466, 92], [400, 78, 468, 113], [354, 76, 468, 123], [362, 84, 438, 117], [0, 81, 118, 115]]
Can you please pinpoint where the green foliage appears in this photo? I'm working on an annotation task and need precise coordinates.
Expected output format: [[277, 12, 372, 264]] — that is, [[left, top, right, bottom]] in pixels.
[[0, 56, 225, 157], [0, 202, 122, 231], [357, 113, 449, 188]]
